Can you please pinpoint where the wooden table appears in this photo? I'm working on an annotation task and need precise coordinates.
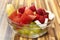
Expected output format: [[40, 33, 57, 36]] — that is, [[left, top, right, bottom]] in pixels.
[[0, 0, 60, 40]]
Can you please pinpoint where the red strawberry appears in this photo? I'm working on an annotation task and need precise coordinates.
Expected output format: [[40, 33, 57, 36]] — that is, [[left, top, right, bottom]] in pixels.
[[18, 6, 25, 13], [35, 14, 45, 24], [17, 12, 22, 17], [44, 12, 49, 18], [42, 9, 46, 15], [36, 8, 46, 15], [24, 8, 33, 15], [35, 14, 40, 20], [29, 5, 36, 12], [12, 13, 22, 23], [39, 15, 45, 24], [19, 9, 36, 24], [13, 12, 22, 23], [28, 15, 36, 20], [9, 10, 17, 20], [9, 10, 22, 24], [20, 15, 36, 24], [13, 16, 21, 23]]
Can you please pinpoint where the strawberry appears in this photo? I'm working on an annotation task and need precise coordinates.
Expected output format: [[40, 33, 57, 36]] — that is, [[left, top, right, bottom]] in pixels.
[[42, 9, 46, 15], [24, 9, 33, 15], [35, 14, 45, 24], [38, 15, 45, 24], [36, 8, 46, 15], [35, 14, 40, 20], [12, 12, 22, 23], [19, 15, 30, 24], [8, 10, 17, 20], [29, 5, 36, 12], [9, 10, 22, 24], [17, 12, 22, 17], [18, 6, 25, 13], [44, 12, 49, 18], [13, 16, 21, 23], [19, 9, 36, 24], [19, 14, 36, 24], [28, 15, 36, 20]]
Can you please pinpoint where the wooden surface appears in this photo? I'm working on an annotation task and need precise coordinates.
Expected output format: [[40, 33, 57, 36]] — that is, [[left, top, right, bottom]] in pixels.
[[0, 0, 60, 40]]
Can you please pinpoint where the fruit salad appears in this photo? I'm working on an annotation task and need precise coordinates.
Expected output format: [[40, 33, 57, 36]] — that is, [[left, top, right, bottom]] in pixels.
[[6, 4, 55, 38]]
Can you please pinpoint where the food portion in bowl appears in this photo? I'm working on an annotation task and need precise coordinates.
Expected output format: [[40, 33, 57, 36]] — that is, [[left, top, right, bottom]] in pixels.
[[6, 4, 55, 38]]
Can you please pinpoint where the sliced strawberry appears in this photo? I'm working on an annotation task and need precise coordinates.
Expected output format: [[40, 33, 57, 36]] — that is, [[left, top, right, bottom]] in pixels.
[[29, 5, 36, 12], [17, 12, 22, 17], [13, 16, 21, 23], [24, 9, 33, 15], [8, 10, 17, 20], [13, 12, 22, 23], [19, 9, 36, 24], [20, 14, 36, 24], [28, 15, 36, 20], [36, 8, 46, 15], [18, 6, 25, 13], [42, 9, 46, 15], [39, 15, 45, 24], [35, 14, 40, 20], [44, 12, 49, 18], [19, 15, 29, 24], [34, 14, 45, 24]]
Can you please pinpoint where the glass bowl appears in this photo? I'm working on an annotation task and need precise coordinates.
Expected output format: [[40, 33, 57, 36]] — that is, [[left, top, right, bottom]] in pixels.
[[6, 0, 54, 38], [7, 17, 53, 38]]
